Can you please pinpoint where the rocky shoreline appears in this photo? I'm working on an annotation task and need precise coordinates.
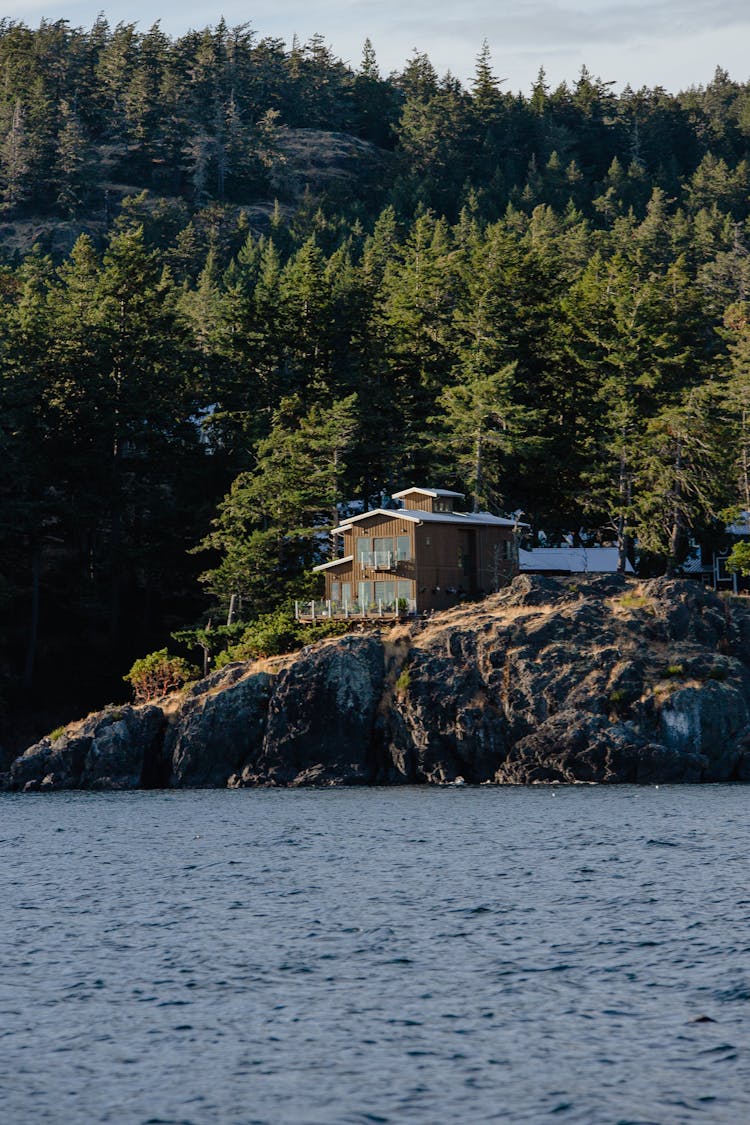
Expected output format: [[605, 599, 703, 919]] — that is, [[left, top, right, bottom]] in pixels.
[[5, 574, 750, 791]]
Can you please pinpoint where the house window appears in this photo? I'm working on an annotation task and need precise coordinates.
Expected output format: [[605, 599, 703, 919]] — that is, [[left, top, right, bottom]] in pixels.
[[396, 535, 410, 561], [342, 583, 352, 606], [373, 537, 394, 565], [331, 581, 340, 601], [397, 580, 412, 604], [374, 580, 395, 606], [357, 537, 372, 564], [358, 581, 373, 606]]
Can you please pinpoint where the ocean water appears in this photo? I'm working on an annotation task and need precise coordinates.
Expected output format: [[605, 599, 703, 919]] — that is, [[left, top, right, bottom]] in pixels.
[[1, 786, 749, 1124]]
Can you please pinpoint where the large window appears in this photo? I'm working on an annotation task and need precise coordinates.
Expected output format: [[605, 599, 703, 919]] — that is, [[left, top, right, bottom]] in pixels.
[[374, 580, 413, 607], [357, 533, 410, 568]]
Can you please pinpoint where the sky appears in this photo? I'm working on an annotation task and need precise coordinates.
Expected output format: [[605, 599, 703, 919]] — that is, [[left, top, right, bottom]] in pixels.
[[5, 0, 750, 94]]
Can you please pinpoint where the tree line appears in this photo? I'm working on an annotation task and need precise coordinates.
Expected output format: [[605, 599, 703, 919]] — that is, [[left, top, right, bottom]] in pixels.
[[2, 19, 750, 744]]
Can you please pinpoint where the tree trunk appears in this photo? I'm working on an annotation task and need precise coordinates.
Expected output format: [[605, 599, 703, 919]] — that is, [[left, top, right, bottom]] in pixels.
[[473, 429, 483, 513], [667, 436, 684, 577]]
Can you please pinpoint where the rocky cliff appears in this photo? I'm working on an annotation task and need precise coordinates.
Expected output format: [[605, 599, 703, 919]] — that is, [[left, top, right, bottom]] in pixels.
[[7, 575, 750, 790]]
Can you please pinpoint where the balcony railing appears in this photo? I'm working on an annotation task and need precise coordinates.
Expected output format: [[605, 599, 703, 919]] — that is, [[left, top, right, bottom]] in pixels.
[[357, 550, 411, 570], [295, 597, 417, 621]]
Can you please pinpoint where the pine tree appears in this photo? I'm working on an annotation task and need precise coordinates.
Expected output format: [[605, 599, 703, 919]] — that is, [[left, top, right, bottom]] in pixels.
[[196, 393, 358, 613]]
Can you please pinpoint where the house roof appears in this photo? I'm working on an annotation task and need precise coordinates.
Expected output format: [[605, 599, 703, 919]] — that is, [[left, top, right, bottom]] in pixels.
[[334, 508, 523, 531], [726, 511, 750, 536], [519, 547, 634, 574], [312, 554, 354, 573], [391, 486, 465, 500]]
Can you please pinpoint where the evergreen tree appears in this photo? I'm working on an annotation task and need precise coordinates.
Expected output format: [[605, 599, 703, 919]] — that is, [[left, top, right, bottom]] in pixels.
[[197, 394, 358, 614]]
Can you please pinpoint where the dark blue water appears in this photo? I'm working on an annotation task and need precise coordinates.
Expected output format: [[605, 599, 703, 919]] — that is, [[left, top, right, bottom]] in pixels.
[[1, 787, 749, 1124]]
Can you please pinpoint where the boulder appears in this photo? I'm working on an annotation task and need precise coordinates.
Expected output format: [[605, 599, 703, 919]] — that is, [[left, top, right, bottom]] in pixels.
[[9, 705, 165, 791]]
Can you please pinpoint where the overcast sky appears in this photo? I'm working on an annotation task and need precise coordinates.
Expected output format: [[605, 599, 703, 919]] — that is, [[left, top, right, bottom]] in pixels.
[[6, 0, 750, 93]]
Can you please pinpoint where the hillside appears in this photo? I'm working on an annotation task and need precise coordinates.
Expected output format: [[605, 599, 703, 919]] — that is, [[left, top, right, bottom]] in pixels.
[[4, 19, 750, 752]]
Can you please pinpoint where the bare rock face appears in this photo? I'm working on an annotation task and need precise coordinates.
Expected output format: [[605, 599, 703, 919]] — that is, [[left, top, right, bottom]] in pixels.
[[236, 635, 386, 786], [166, 667, 272, 787], [381, 575, 750, 786], [10, 705, 165, 791], [380, 638, 507, 784]]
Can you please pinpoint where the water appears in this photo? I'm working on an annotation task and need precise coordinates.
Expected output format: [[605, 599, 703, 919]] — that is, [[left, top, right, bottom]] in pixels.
[[1, 786, 749, 1124]]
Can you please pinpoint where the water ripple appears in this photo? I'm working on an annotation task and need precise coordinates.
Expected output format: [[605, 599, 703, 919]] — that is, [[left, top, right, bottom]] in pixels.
[[1, 786, 749, 1123]]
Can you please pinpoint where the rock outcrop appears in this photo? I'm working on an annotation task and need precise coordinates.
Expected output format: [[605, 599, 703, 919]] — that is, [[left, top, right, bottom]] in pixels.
[[7, 575, 750, 790]]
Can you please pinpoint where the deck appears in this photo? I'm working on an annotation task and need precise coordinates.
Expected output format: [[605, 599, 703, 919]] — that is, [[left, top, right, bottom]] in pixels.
[[295, 598, 417, 622]]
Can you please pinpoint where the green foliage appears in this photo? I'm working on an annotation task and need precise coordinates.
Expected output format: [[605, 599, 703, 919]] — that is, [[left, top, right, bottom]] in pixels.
[[664, 663, 685, 678], [296, 619, 352, 645], [206, 610, 351, 667], [727, 541, 750, 576], [607, 689, 631, 716], [618, 593, 654, 612], [395, 666, 412, 695], [196, 393, 358, 615], [48, 725, 67, 743], [124, 649, 199, 703], [6, 23, 750, 735]]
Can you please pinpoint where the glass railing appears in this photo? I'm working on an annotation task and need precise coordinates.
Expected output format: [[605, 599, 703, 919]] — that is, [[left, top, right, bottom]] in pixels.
[[356, 550, 410, 568], [295, 598, 417, 620]]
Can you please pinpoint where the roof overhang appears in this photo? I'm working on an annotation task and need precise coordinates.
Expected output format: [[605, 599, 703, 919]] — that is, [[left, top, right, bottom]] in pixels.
[[391, 486, 465, 500], [312, 555, 354, 573], [335, 508, 527, 531], [334, 509, 422, 531]]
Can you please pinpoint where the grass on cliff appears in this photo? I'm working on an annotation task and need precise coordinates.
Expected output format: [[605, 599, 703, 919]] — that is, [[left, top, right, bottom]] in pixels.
[[616, 591, 655, 613]]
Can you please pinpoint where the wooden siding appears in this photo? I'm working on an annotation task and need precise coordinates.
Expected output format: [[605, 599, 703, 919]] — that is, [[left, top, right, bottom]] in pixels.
[[413, 523, 516, 612], [323, 514, 417, 608], [401, 493, 456, 513]]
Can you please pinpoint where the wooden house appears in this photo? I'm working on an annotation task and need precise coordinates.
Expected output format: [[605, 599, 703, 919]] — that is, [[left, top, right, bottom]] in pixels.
[[305, 487, 522, 618]]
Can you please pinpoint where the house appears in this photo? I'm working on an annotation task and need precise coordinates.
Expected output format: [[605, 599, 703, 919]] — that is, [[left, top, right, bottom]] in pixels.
[[299, 487, 523, 619], [519, 546, 635, 575]]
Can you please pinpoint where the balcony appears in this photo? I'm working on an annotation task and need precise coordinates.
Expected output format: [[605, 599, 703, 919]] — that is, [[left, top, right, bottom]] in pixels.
[[357, 550, 408, 571], [295, 597, 417, 622]]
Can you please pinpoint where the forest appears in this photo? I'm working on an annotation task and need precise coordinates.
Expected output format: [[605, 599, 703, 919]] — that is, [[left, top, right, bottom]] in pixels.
[[2, 17, 750, 750]]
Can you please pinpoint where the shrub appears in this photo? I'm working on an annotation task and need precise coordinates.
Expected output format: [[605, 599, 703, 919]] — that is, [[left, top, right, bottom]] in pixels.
[[296, 619, 351, 646], [727, 541, 750, 576], [124, 649, 199, 703], [664, 663, 685, 678], [214, 610, 300, 666], [48, 725, 67, 743], [395, 666, 411, 695]]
